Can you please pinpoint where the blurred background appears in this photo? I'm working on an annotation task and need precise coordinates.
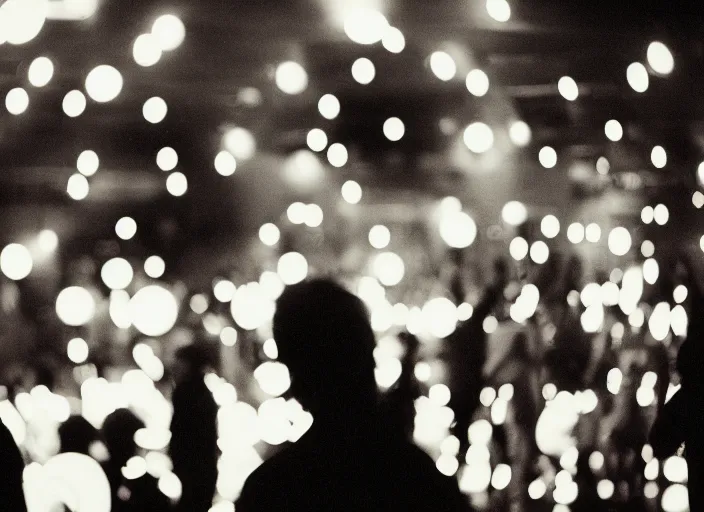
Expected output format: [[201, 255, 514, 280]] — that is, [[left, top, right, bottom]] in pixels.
[[0, 0, 703, 510]]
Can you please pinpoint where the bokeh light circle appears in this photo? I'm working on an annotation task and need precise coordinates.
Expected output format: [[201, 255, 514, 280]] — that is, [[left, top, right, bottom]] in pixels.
[[440, 212, 477, 249], [56, 287, 96, 326], [539, 146, 557, 168], [28, 56, 54, 87], [5, 88, 29, 115], [275, 61, 308, 95], [166, 172, 188, 196], [463, 123, 494, 153], [143, 97, 167, 124], [77, 150, 99, 177], [342, 180, 362, 204], [62, 90, 87, 118], [318, 94, 340, 120], [151, 14, 186, 51], [101, 258, 134, 290], [144, 256, 166, 279], [214, 151, 237, 176], [129, 285, 179, 336], [608, 227, 632, 256], [351, 58, 375, 85], [0, 243, 33, 280], [85, 65, 123, 103], [277, 252, 308, 285], [115, 217, 137, 240]]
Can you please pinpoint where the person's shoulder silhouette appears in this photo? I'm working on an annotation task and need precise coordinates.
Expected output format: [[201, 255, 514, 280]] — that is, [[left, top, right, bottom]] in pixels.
[[236, 278, 469, 512]]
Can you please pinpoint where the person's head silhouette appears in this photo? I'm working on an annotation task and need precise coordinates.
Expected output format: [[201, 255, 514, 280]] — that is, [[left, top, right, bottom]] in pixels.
[[102, 408, 144, 468], [59, 415, 99, 455], [173, 343, 211, 384], [273, 278, 377, 417]]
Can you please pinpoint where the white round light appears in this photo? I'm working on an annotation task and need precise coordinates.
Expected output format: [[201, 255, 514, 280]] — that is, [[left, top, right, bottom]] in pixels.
[[223, 127, 256, 161], [214, 280, 236, 303], [166, 172, 188, 196], [156, 147, 178, 171], [501, 201, 527, 226], [351, 58, 375, 85], [341, 180, 362, 204], [651, 146, 667, 168], [318, 94, 340, 120], [440, 211, 477, 249], [509, 120, 531, 147], [647, 41, 674, 75], [486, 0, 511, 22], [642, 240, 655, 258], [382, 26, 405, 53], [144, 256, 165, 279], [306, 129, 328, 152], [101, 258, 134, 290], [627, 62, 649, 92], [421, 297, 458, 338], [0, 244, 32, 280], [383, 117, 405, 141], [373, 252, 405, 287], [143, 97, 167, 124], [558, 76, 579, 101], [129, 285, 179, 337], [530, 241, 549, 264], [654, 204, 669, 225], [62, 90, 87, 118], [539, 146, 557, 168], [231, 283, 275, 331], [463, 122, 494, 153], [586, 223, 602, 242], [115, 217, 137, 240], [38, 230, 58, 253], [541, 215, 560, 238], [220, 327, 238, 347], [369, 225, 391, 249], [327, 143, 348, 167], [304, 204, 324, 228], [608, 227, 632, 256], [0, 0, 48, 45], [28, 56, 53, 87], [605, 120, 623, 142], [56, 287, 96, 326], [85, 65, 123, 103], [694, 191, 704, 209], [509, 237, 529, 261], [287, 202, 306, 224], [567, 223, 585, 244], [466, 69, 490, 97], [214, 151, 237, 176], [597, 156, 610, 175], [277, 252, 308, 285], [343, 8, 388, 45], [151, 14, 186, 51], [67, 338, 89, 364], [430, 51, 456, 81], [77, 150, 99, 177], [67, 174, 89, 200], [259, 223, 280, 246], [133, 33, 162, 67], [641, 206, 654, 224], [5, 87, 28, 115], [275, 61, 308, 95]]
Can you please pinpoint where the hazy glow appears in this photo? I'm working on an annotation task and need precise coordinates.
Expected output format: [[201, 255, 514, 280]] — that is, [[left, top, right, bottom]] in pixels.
[[430, 52, 456, 81], [327, 143, 349, 167], [509, 120, 531, 147], [129, 285, 179, 337], [597, 156, 610, 175], [156, 147, 178, 171], [318, 94, 340, 119], [56, 287, 96, 326], [627, 62, 649, 92], [608, 227, 632, 256], [351, 58, 375, 84], [28, 56, 54, 87], [439, 211, 477, 248], [275, 61, 308, 95], [382, 26, 405, 53], [502, 201, 527, 226], [343, 8, 388, 45], [647, 41, 674, 75], [558, 76, 579, 101], [85, 65, 123, 103], [166, 172, 188, 196], [486, 0, 511, 22], [151, 14, 186, 51], [509, 237, 529, 260], [223, 127, 256, 160], [383, 117, 405, 141], [539, 146, 557, 168], [1, 243, 32, 280], [101, 258, 134, 290], [652, 145, 667, 168], [38, 229, 58, 253], [5, 87, 28, 115], [605, 120, 623, 142], [277, 252, 308, 285], [306, 129, 328, 152], [115, 217, 137, 240], [133, 33, 162, 67], [62, 90, 87, 117], [143, 97, 167, 124], [466, 69, 490, 97], [77, 150, 99, 177], [463, 122, 494, 153], [373, 252, 405, 287]]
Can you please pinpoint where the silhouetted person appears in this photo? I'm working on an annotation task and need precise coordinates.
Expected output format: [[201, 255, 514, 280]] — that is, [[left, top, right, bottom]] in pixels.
[[0, 419, 26, 512], [58, 415, 99, 456], [236, 279, 470, 512], [102, 408, 171, 512], [169, 344, 218, 512]]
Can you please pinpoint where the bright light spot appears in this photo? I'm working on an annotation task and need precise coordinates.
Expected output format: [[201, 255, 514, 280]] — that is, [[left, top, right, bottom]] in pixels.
[[214, 280, 236, 303], [652, 146, 667, 168], [558, 76, 579, 101], [654, 204, 669, 225], [115, 217, 137, 240], [457, 302, 473, 321], [190, 294, 208, 315], [37, 229, 58, 253], [663, 456, 688, 484], [287, 202, 306, 224], [414, 362, 431, 382], [0, 244, 32, 281], [643, 258, 660, 285], [581, 283, 602, 307], [262, 338, 278, 359], [468, 419, 493, 446], [259, 223, 280, 247], [67, 173, 89, 200], [318, 94, 340, 119], [629, 308, 645, 328], [607, 368, 623, 395], [483, 315, 499, 334], [306, 129, 328, 152], [156, 147, 178, 171], [375, 357, 402, 389], [463, 122, 494, 153], [674, 285, 688, 304], [480, 387, 496, 407], [645, 482, 659, 499], [56, 286, 96, 326], [422, 298, 458, 338], [5, 88, 28, 115], [383, 117, 405, 141], [351, 58, 375, 84], [0, 0, 48, 45], [85, 65, 123, 103], [528, 479, 547, 500], [585, 223, 601, 242], [542, 383, 557, 400], [223, 127, 256, 160], [254, 362, 291, 397], [530, 241, 549, 264], [28, 56, 53, 87], [304, 204, 324, 228], [509, 120, 531, 147], [220, 327, 238, 347], [436, 455, 459, 477], [341, 180, 362, 204], [642, 444, 654, 463], [77, 150, 99, 177], [647, 41, 674, 75], [672, 305, 689, 336], [101, 258, 133, 290], [491, 464, 512, 490], [275, 61, 308, 95], [373, 252, 405, 287], [637, 386, 655, 407], [602, 282, 620, 306], [429, 384, 451, 406], [627, 62, 649, 92], [439, 211, 477, 248], [343, 8, 388, 45], [382, 26, 405, 53], [509, 236, 529, 260], [649, 302, 671, 342], [608, 227, 632, 256], [597, 156, 610, 175], [498, 383, 514, 401], [642, 205, 654, 224], [166, 172, 188, 196], [581, 304, 604, 333], [62, 90, 86, 117], [662, 484, 689, 512], [129, 285, 179, 336], [231, 283, 275, 331], [133, 33, 162, 67], [369, 225, 391, 249], [157, 471, 182, 500], [605, 120, 623, 142], [143, 97, 167, 124], [430, 51, 456, 81], [486, 0, 511, 22], [151, 14, 186, 51], [327, 143, 348, 167], [589, 451, 605, 471], [597, 479, 615, 499], [144, 256, 165, 279], [277, 252, 308, 285], [539, 146, 557, 168], [540, 215, 560, 238], [693, 190, 704, 208], [67, 337, 89, 364], [502, 201, 527, 226], [466, 69, 490, 97]]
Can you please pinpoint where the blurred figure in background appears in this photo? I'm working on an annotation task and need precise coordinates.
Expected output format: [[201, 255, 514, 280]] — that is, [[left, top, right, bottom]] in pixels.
[[170, 344, 218, 512], [0, 418, 27, 512], [236, 279, 470, 511], [58, 415, 99, 456], [102, 408, 171, 512]]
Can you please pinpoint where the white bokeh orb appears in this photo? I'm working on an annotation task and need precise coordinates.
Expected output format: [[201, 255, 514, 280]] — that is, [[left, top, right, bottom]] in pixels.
[[530, 241, 550, 264], [143, 97, 167, 124], [0, 0, 48, 45], [383, 117, 405, 141], [343, 8, 388, 45], [318, 94, 340, 120], [647, 41, 674, 75], [0, 243, 32, 280], [214, 151, 237, 177], [501, 201, 527, 226], [421, 298, 458, 338], [5, 87, 29, 115], [77, 150, 99, 177], [129, 285, 179, 337], [440, 211, 477, 249], [558, 76, 579, 101], [605, 120, 623, 142], [539, 146, 557, 168], [463, 122, 494, 153], [627, 62, 649, 92], [608, 227, 632, 256], [115, 217, 137, 240], [156, 147, 178, 171], [66, 174, 89, 200], [351, 58, 375, 85], [85, 65, 123, 103], [306, 129, 328, 152], [373, 252, 405, 287], [101, 258, 134, 290], [327, 143, 348, 167], [67, 338, 89, 364], [62, 90, 87, 118], [56, 287, 96, 326], [429, 51, 456, 81], [509, 120, 531, 147], [651, 146, 667, 169], [341, 180, 362, 204], [151, 14, 186, 51], [382, 26, 405, 53], [466, 69, 490, 97], [231, 283, 275, 331], [144, 256, 166, 279], [509, 237, 529, 261], [166, 172, 188, 196], [277, 252, 308, 285], [275, 61, 308, 95], [28, 56, 54, 87], [486, 0, 511, 22], [259, 223, 280, 246], [133, 33, 162, 67], [541, 215, 560, 239], [369, 225, 391, 249], [223, 127, 256, 161]]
